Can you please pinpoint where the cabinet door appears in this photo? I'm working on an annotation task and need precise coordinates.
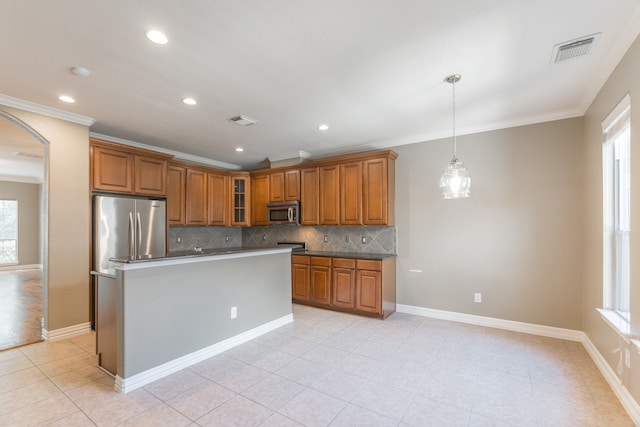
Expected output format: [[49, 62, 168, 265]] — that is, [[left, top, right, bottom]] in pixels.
[[356, 269, 382, 314], [167, 165, 186, 226], [186, 169, 207, 225], [319, 165, 340, 225], [269, 172, 285, 202], [310, 265, 331, 305], [332, 267, 355, 309], [230, 176, 250, 226], [300, 167, 319, 225], [284, 169, 301, 201], [135, 155, 167, 196], [340, 161, 362, 225], [363, 157, 389, 225], [251, 174, 269, 225], [292, 263, 310, 301], [208, 173, 228, 226], [92, 145, 133, 193]]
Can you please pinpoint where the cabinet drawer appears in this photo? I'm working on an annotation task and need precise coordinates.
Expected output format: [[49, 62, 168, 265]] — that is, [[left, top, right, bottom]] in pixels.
[[310, 256, 332, 267], [332, 258, 355, 269], [292, 255, 310, 265], [356, 259, 381, 271]]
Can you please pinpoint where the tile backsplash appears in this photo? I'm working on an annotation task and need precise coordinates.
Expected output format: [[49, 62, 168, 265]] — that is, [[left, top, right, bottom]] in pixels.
[[169, 226, 242, 252], [243, 225, 396, 254], [169, 225, 396, 254]]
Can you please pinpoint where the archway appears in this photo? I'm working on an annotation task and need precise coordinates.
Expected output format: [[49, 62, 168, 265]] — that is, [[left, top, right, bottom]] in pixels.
[[0, 110, 48, 349]]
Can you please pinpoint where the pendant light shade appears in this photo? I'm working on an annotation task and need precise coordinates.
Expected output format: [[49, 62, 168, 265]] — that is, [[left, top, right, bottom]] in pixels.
[[439, 74, 471, 199]]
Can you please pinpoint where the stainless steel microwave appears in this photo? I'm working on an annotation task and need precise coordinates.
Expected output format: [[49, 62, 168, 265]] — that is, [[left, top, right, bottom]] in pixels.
[[267, 201, 300, 225]]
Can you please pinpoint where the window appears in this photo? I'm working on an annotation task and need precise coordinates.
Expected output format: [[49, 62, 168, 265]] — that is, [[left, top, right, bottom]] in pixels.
[[603, 94, 631, 323], [0, 199, 18, 264]]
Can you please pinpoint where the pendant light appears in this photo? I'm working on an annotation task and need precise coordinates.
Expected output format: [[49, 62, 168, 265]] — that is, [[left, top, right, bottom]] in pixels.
[[439, 74, 471, 199]]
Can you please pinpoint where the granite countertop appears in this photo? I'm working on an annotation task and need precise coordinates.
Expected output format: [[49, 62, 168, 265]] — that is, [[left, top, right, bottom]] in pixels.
[[111, 245, 297, 264], [297, 250, 396, 260]]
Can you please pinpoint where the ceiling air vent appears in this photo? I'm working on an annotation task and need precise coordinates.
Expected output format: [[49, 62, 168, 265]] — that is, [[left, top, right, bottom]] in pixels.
[[551, 33, 600, 64], [228, 115, 258, 126]]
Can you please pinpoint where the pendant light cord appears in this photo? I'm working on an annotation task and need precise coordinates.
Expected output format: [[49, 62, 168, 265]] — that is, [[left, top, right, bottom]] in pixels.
[[452, 77, 457, 160]]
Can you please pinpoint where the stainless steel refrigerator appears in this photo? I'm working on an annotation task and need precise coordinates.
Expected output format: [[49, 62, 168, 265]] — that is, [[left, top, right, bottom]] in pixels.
[[93, 194, 166, 273]]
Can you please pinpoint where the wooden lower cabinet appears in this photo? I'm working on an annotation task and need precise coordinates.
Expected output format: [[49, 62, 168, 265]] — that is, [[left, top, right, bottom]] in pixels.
[[291, 254, 395, 318]]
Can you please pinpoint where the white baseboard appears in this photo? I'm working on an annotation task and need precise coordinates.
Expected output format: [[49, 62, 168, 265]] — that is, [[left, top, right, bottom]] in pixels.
[[396, 304, 584, 341], [115, 313, 294, 394], [396, 304, 640, 425], [0, 264, 42, 271], [42, 322, 92, 341]]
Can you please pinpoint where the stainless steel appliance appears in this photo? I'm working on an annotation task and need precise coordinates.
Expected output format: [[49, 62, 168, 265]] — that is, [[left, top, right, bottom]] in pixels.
[[93, 194, 166, 273], [267, 201, 300, 225]]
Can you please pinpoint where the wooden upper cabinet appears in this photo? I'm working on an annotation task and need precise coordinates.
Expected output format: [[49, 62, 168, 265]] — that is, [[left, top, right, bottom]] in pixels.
[[300, 167, 319, 225], [284, 169, 300, 201], [269, 172, 285, 202], [363, 157, 394, 225], [251, 174, 269, 226], [167, 164, 186, 226], [340, 161, 363, 225], [208, 172, 228, 226], [230, 174, 250, 226], [92, 145, 134, 193], [91, 139, 171, 196], [185, 168, 207, 225], [319, 165, 340, 225], [135, 155, 167, 196]]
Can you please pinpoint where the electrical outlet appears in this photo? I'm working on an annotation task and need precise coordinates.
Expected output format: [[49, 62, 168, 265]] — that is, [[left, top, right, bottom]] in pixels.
[[625, 348, 631, 368], [225, 235, 229, 241], [362, 236, 367, 244], [474, 293, 482, 303], [324, 235, 328, 242], [263, 234, 267, 241], [177, 236, 181, 243], [231, 306, 237, 319], [346, 235, 350, 243]]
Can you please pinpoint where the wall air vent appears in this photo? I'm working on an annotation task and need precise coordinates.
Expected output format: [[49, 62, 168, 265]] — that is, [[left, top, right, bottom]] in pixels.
[[551, 33, 600, 64], [228, 115, 258, 126]]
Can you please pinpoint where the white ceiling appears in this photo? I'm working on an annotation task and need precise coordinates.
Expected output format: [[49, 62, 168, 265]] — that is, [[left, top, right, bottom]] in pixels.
[[1, 0, 639, 174]]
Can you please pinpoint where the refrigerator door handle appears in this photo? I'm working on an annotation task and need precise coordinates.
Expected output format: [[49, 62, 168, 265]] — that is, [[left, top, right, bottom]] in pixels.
[[128, 212, 135, 259], [136, 212, 142, 258]]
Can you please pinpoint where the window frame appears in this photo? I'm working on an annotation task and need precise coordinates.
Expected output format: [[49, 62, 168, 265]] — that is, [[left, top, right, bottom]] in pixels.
[[0, 199, 19, 265]]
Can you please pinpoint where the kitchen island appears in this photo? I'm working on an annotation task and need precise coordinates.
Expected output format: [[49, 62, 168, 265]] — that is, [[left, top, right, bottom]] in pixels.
[[95, 247, 293, 393]]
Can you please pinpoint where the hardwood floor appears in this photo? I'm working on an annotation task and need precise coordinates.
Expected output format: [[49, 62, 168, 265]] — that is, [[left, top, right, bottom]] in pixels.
[[0, 268, 43, 350]]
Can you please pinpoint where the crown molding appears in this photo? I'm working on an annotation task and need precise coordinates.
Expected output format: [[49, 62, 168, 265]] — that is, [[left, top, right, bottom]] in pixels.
[[0, 94, 95, 126]]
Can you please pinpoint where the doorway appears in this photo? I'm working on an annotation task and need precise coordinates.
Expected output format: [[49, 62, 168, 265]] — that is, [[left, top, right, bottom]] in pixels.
[[0, 111, 47, 350]]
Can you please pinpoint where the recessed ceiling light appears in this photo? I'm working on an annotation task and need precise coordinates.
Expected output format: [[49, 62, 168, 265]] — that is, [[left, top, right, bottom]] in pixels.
[[58, 95, 75, 103], [146, 30, 168, 45], [182, 97, 197, 106], [318, 124, 329, 131], [235, 147, 244, 152]]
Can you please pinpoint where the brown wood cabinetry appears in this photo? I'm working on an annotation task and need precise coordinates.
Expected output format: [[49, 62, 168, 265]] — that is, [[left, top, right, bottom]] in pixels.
[[230, 174, 250, 226], [319, 165, 340, 225], [310, 256, 331, 305], [251, 174, 269, 226], [186, 168, 207, 225], [331, 258, 356, 309], [363, 157, 394, 225], [291, 255, 310, 301], [208, 172, 228, 226], [300, 167, 319, 225], [291, 254, 396, 318], [167, 164, 186, 225], [269, 172, 285, 202], [284, 169, 300, 201], [91, 139, 170, 196], [340, 161, 363, 225]]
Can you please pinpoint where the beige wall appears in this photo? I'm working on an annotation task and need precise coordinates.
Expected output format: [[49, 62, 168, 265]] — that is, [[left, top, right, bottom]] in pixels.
[[582, 34, 640, 403], [0, 106, 90, 331], [0, 181, 41, 266], [394, 117, 584, 330]]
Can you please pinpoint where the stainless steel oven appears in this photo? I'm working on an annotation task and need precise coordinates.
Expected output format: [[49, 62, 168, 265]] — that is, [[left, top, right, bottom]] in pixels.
[[267, 201, 300, 225]]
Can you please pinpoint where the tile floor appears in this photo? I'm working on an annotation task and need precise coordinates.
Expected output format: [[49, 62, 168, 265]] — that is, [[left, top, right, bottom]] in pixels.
[[0, 304, 634, 426]]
